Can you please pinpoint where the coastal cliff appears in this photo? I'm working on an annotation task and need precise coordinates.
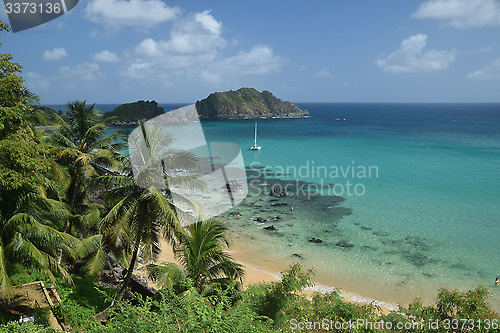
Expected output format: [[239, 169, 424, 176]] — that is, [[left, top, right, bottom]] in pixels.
[[195, 88, 308, 119]]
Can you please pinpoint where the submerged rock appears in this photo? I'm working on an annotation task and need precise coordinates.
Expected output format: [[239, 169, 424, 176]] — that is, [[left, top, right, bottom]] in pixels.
[[263, 225, 277, 231], [405, 252, 435, 267], [336, 241, 354, 248], [308, 237, 323, 243], [270, 187, 288, 198], [404, 236, 439, 251], [360, 245, 377, 251]]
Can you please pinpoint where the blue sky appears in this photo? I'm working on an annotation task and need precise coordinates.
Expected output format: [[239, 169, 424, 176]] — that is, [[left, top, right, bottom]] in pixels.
[[2, 0, 500, 104]]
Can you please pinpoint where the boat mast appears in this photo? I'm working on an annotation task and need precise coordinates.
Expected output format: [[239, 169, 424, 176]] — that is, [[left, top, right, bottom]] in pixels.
[[254, 122, 258, 146]]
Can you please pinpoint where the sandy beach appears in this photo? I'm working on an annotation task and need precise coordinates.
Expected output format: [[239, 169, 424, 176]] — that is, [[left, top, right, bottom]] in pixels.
[[154, 237, 398, 314]]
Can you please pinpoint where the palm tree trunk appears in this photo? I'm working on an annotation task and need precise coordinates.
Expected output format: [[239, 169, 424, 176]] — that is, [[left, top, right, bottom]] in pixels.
[[94, 241, 140, 322], [116, 240, 140, 302], [63, 167, 80, 233]]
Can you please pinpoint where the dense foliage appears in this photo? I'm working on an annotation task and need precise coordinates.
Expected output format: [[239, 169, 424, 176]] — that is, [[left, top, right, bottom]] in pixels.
[[103, 100, 165, 123], [195, 87, 308, 119]]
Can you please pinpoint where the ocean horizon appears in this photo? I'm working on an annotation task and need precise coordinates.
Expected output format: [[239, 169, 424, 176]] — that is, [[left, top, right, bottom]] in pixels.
[[43, 102, 500, 310]]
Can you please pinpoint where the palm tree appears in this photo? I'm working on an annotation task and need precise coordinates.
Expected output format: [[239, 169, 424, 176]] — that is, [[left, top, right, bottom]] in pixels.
[[147, 218, 244, 294], [0, 187, 79, 297], [73, 204, 131, 279], [44, 100, 124, 233], [92, 122, 204, 313], [0, 105, 77, 297]]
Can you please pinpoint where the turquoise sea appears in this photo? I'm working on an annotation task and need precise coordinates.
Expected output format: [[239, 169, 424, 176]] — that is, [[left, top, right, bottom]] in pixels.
[[46, 103, 500, 310]]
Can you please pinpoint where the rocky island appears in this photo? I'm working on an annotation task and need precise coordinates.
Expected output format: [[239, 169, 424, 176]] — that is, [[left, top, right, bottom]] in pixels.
[[104, 100, 166, 126], [195, 87, 308, 119], [105, 88, 308, 125]]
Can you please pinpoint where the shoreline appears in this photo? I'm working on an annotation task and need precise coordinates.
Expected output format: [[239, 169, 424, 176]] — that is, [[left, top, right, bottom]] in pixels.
[[155, 238, 399, 314]]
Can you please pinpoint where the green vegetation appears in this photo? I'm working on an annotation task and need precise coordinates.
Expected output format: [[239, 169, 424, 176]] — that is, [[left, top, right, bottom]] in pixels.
[[103, 100, 165, 124], [147, 218, 244, 294], [195, 87, 309, 119], [0, 20, 499, 332]]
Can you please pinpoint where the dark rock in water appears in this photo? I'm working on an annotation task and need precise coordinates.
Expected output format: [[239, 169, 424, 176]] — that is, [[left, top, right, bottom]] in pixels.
[[271, 202, 288, 207], [291, 253, 304, 260], [405, 252, 434, 267], [256, 217, 265, 222], [373, 231, 390, 237], [275, 215, 281, 219], [405, 236, 439, 251], [361, 226, 372, 230], [270, 187, 288, 198], [308, 237, 323, 243], [327, 206, 353, 217], [450, 263, 468, 270], [263, 225, 277, 231], [336, 241, 354, 248]]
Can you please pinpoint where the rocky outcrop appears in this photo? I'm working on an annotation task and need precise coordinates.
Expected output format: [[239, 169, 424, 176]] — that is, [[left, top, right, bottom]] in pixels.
[[195, 88, 308, 119], [104, 100, 165, 125]]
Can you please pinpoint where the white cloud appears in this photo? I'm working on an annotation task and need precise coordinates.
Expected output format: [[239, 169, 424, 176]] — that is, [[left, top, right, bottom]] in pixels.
[[413, 0, 500, 28], [43, 47, 67, 61], [133, 10, 225, 60], [376, 34, 456, 73], [114, 9, 284, 86], [93, 50, 121, 62], [194, 10, 222, 35], [216, 45, 284, 75], [85, 0, 181, 30], [25, 72, 50, 90], [59, 62, 102, 82], [468, 57, 500, 79], [316, 69, 333, 77]]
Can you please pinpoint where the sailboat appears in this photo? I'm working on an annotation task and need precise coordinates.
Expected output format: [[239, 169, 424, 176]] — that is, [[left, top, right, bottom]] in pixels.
[[250, 122, 262, 150]]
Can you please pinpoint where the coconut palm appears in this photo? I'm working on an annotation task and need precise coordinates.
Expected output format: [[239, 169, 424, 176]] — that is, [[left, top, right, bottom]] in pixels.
[[44, 100, 124, 233], [93, 122, 205, 307], [0, 103, 78, 296], [147, 218, 244, 295], [0, 188, 79, 297], [72, 203, 131, 279]]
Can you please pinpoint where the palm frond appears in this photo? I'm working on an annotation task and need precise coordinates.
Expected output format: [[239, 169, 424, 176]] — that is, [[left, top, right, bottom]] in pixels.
[[85, 247, 109, 278], [146, 262, 188, 290], [73, 234, 102, 259]]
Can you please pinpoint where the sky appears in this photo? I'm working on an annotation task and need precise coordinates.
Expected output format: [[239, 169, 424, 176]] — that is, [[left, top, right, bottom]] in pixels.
[[2, 0, 500, 104]]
